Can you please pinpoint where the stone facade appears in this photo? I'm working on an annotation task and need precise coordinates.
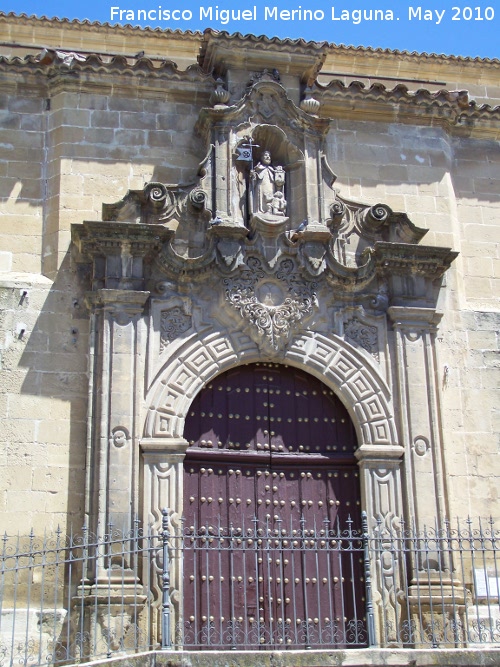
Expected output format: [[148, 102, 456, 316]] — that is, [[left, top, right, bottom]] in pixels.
[[0, 12, 499, 656]]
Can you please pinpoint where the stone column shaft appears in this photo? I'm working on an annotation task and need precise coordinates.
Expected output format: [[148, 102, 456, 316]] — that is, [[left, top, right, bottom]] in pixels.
[[214, 126, 230, 219], [304, 135, 320, 224]]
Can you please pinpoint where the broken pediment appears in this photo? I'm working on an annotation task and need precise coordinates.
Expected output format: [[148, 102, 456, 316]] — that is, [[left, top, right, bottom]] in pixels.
[[326, 195, 428, 269], [196, 77, 330, 145], [78, 165, 457, 301], [101, 181, 211, 228]]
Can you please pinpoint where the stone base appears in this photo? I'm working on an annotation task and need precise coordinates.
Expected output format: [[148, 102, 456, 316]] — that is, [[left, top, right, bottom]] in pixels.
[[0, 608, 67, 665], [65, 648, 500, 667]]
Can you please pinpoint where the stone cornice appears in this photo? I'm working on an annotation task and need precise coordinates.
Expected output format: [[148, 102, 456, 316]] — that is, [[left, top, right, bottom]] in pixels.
[[372, 243, 459, 280], [0, 12, 203, 45], [198, 28, 500, 70], [321, 42, 500, 71], [2, 14, 499, 69], [1, 16, 498, 135], [0, 50, 214, 85], [0, 51, 215, 99], [72, 221, 174, 259], [317, 80, 500, 139], [198, 30, 327, 82], [1, 51, 497, 136], [72, 221, 174, 291], [322, 242, 457, 292]]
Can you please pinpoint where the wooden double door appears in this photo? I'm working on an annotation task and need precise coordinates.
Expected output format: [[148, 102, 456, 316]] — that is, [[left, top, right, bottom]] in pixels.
[[182, 363, 366, 648]]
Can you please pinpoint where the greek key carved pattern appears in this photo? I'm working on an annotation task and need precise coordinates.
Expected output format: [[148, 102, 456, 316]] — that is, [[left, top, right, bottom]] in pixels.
[[146, 330, 397, 444], [344, 316, 379, 361], [160, 307, 192, 352], [223, 257, 318, 352]]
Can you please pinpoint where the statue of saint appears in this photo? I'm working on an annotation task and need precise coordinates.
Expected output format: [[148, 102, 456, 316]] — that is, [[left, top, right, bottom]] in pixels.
[[250, 151, 286, 216]]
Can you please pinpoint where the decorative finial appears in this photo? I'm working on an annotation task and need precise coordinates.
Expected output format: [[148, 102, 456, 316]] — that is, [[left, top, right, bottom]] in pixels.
[[300, 87, 321, 115], [210, 78, 230, 107]]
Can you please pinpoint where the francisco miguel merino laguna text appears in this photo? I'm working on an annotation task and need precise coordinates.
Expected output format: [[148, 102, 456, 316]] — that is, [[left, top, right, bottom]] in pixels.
[[110, 5, 399, 24]]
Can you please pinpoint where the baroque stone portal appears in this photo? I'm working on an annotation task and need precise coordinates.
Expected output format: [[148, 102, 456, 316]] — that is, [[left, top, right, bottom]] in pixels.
[[71, 67, 458, 649]]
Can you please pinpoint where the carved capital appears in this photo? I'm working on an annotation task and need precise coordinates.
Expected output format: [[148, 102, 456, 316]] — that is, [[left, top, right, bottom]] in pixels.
[[85, 289, 150, 322], [388, 306, 443, 334], [140, 438, 190, 454], [72, 221, 172, 291]]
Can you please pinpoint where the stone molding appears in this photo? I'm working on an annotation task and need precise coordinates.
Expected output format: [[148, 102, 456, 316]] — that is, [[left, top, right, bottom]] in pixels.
[[4, 13, 500, 70], [143, 328, 399, 449], [199, 31, 326, 81], [316, 81, 500, 139], [388, 305, 443, 331], [141, 443, 186, 644]]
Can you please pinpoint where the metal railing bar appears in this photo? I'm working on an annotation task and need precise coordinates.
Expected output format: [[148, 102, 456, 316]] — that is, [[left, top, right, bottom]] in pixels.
[[2, 515, 500, 662]]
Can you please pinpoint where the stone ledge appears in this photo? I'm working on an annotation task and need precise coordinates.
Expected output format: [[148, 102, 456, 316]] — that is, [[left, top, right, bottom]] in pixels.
[[75, 648, 500, 667], [0, 271, 53, 288]]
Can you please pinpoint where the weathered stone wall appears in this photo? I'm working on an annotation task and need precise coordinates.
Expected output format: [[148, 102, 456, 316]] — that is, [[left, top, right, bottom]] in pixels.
[[0, 79, 207, 533], [0, 17, 499, 539], [444, 138, 500, 517], [0, 90, 44, 274], [326, 119, 500, 520]]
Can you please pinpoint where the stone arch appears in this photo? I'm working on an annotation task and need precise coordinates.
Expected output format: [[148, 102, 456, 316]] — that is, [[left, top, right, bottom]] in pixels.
[[143, 328, 398, 449]]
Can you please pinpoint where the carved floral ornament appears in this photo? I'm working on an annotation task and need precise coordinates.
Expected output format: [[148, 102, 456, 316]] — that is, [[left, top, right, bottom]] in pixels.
[[160, 307, 192, 351], [344, 316, 379, 360], [223, 257, 318, 352]]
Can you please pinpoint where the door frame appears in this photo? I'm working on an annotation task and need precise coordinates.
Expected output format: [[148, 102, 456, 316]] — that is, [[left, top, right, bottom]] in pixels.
[[141, 330, 404, 646]]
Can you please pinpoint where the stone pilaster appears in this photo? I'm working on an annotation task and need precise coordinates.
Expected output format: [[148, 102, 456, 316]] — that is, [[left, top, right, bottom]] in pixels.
[[214, 126, 231, 221], [85, 289, 150, 545], [388, 306, 458, 645], [356, 444, 404, 646], [388, 306, 448, 532], [140, 438, 189, 647]]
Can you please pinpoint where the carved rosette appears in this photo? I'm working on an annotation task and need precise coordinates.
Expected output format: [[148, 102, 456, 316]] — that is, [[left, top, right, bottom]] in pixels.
[[223, 257, 317, 352]]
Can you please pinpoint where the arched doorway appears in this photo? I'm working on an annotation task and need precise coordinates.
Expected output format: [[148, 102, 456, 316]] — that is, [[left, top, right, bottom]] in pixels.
[[182, 363, 366, 649]]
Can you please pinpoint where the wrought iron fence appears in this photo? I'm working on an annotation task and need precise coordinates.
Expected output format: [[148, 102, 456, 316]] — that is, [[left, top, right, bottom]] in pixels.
[[1, 514, 499, 666], [0, 520, 159, 667], [372, 516, 500, 648], [178, 512, 370, 650]]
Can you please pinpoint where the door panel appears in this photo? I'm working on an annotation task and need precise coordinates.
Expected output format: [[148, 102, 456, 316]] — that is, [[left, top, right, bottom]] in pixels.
[[182, 363, 365, 648]]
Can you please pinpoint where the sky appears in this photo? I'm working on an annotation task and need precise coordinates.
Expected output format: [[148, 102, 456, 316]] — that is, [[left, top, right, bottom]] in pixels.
[[2, 0, 498, 60]]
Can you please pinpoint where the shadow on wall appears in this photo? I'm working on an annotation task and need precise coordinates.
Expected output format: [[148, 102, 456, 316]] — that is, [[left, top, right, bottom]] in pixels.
[[2, 250, 89, 535]]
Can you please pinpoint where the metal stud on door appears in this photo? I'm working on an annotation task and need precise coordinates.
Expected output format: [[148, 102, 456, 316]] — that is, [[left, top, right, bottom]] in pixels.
[[183, 364, 365, 649]]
